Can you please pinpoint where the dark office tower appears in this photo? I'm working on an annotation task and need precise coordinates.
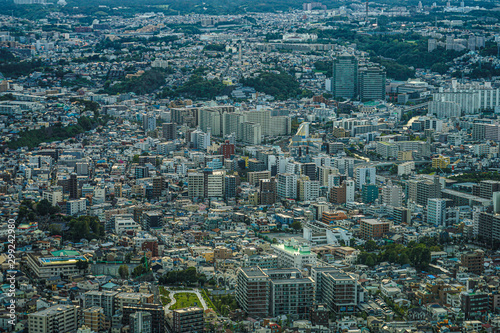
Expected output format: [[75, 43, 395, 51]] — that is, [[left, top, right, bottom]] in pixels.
[[332, 54, 358, 100], [122, 304, 165, 333], [301, 163, 317, 181], [142, 211, 163, 230], [225, 175, 236, 199], [259, 178, 277, 205], [135, 166, 149, 179], [69, 173, 78, 199], [162, 123, 177, 141], [152, 176, 164, 198], [172, 307, 204, 333], [359, 66, 386, 101], [415, 176, 441, 206]]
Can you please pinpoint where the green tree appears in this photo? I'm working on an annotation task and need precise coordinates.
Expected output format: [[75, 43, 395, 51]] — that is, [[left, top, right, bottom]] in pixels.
[[291, 221, 302, 232], [48, 223, 62, 235], [36, 199, 60, 215], [364, 240, 378, 252], [240, 70, 301, 100], [365, 255, 375, 267], [75, 260, 89, 273], [118, 265, 129, 279]]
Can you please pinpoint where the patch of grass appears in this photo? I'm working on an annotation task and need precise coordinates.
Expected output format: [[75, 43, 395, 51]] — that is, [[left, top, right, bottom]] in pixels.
[[169, 292, 202, 310], [201, 289, 216, 311], [159, 286, 171, 305]]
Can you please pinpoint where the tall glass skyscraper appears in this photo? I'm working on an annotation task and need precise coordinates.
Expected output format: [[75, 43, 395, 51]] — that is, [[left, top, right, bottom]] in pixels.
[[332, 54, 358, 100], [359, 66, 386, 101]]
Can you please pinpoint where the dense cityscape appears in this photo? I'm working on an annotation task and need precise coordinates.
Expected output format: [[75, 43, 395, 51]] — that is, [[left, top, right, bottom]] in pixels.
[[1, 0, 500, 332]]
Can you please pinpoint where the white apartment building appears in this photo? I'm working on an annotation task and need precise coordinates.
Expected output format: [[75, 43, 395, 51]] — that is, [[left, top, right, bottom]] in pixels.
[[43, 190, 63, 205], [277, 173, 298, 199], [382, 183, 403, 207], [272, 238, 317, 269], [66, 198, 86, 216]]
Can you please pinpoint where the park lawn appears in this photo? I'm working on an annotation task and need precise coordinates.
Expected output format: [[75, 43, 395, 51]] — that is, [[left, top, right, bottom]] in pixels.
[[170, 292, 202, 310]]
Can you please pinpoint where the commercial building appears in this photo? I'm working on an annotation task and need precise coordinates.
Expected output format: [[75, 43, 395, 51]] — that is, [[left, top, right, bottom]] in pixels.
[[359, 219, 389, 240], [331, 54, 358, 99], [224, 175, 236, 199], [359, 66, 386, 101]]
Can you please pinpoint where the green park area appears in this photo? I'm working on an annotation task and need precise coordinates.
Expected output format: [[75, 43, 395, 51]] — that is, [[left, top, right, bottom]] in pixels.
[[169, 292, 202, 310]]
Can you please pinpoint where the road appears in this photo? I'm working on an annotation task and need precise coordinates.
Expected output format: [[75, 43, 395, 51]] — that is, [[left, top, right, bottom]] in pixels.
[[163, 288, 208, 313]]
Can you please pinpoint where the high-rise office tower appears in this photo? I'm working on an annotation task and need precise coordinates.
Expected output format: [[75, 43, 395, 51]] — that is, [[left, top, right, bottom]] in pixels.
[[224, 175, 236, 199], [69, 173, 78, 199], [359, 66, 386, 101], [331, 54, 358, 100]]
